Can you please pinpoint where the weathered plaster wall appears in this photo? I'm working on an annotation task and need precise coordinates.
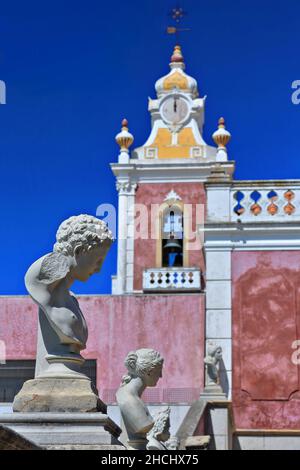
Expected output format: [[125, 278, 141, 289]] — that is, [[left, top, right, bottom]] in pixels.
[[134, 182, 206, 291], [0, 294, 205, 404], [232, 251, 300, 429]]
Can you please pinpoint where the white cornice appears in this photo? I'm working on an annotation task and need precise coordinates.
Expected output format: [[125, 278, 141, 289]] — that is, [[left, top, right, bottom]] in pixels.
[[204, 222, 300, 250], [110, 161, 235, 183], [204, 221, 300, 235], [206, 179, 300, 188]]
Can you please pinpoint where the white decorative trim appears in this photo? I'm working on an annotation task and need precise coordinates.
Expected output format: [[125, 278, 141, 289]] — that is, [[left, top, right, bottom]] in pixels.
[[164, 190, 182, 202], [190, 146, 203, 158], [206, 310, 231, 338], [206, 251, 231, 281], [236, 435, 300, 450], [145, 147, 158, 159], [125, 188, 136, 293], [143, 268, 201, 292], [206, 281, 231, 310], [111, 162, 234, 184], [116, 181, 137, 196], [206, 186, 231, 222], [204, 223, 300, 251], [126, 276, 134, 292], [113, 179, 137, 294], [205, 249, 232, 399]]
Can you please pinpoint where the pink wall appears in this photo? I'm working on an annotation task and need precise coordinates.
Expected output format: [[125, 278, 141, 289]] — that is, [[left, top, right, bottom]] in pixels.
[[0, 294, 205, 404], [134, 183, 206, 291], [232, 251, 300, 429]]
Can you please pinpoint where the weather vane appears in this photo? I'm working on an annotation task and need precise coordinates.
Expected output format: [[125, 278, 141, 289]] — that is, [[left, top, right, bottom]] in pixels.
[[167, 5, 191, 42]]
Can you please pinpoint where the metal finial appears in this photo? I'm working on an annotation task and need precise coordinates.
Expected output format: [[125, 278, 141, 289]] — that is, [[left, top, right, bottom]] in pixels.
[[166, 5, 191, 42]]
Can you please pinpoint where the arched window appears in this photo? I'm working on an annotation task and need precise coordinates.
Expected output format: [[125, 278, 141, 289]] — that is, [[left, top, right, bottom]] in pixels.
[[162, 206, 183, 267]]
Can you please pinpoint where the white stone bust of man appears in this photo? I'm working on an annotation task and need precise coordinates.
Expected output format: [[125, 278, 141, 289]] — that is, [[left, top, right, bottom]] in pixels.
[[25, 214, 113, 378]]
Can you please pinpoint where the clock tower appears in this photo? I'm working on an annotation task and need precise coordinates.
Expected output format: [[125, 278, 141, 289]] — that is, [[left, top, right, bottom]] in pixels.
[[111, 45, 234, 296], [133, 45, 220, 161]]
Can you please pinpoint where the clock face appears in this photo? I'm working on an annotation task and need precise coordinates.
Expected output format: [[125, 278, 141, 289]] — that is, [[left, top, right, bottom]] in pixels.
[[161, 97, 189, 124]]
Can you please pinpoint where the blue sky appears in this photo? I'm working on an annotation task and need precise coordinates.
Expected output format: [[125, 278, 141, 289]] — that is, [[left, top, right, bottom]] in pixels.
[[1, 0, 300, 294]]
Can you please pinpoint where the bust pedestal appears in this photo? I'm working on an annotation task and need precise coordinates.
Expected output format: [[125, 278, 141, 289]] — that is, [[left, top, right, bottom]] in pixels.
[[10, 369, 123, 449], [13, 377, 106, 413], [200, 384, 227, 401], [13, 323, 107, 413]]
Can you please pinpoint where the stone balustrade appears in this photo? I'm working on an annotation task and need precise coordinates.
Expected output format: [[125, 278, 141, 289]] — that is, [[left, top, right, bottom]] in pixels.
[[231, 185, 300, 221], [143, 268, 201, 292], [206, 182, 300, 224]]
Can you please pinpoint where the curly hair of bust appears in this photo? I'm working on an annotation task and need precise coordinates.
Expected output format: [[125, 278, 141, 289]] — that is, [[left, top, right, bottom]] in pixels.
[[121, 348, 163, 385], [53, 214, 113, 256]]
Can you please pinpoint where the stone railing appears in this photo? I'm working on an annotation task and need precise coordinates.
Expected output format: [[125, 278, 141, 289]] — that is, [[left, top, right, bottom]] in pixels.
[[143, 268, 201, 292], [230, 184, 300, 222]]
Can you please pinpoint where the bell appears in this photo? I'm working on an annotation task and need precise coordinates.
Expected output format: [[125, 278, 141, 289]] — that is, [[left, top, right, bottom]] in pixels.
[[163, 238, 182, 251]]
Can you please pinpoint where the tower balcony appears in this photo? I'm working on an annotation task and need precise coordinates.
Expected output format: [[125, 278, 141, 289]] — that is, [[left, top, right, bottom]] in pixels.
[[143, 267, 202, 293]]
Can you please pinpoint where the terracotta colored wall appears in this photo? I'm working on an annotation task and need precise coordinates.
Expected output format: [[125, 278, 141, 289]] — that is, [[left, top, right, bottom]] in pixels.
[[0, 298, 38, 359], [0, 294, 205, 404], [232, 251, 300, 429], [134, 183, 206, 291]]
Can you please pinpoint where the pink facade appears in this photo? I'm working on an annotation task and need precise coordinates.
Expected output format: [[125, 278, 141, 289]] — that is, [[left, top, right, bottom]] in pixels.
[[4, 250, 300, 428], [134, 182, 206, 291], [0, 294, 205, 404], [232, 251, 300, 429]]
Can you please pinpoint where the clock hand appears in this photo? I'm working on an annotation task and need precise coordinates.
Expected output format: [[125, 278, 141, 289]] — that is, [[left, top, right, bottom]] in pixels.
[[173, 98, 177, 113]]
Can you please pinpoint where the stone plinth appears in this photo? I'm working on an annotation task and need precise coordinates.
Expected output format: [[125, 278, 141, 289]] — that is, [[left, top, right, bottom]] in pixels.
[[184, 435, 210, 450], [0, 424, 41, 450], [13, 377, 106, 413], [200, 384, 226, 402], [0, 413, 124, 450]]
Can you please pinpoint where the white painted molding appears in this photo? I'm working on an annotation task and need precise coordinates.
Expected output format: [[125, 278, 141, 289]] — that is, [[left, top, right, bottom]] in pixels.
[[111, 162, 235, 183], [164, 190, 182, 202], [204, 222, 300, 250]]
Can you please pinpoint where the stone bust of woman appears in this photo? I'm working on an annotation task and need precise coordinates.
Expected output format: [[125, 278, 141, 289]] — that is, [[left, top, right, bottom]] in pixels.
[[116, 348, 171, 450], [204, 342, 223, 387]]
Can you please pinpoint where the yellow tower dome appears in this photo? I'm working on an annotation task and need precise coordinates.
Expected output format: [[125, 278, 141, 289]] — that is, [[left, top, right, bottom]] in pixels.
[[155, 45, 198, 99]]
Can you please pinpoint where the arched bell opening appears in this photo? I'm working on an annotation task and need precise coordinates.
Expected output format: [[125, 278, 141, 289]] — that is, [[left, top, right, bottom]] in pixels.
[[162, 208, 183, 268]]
